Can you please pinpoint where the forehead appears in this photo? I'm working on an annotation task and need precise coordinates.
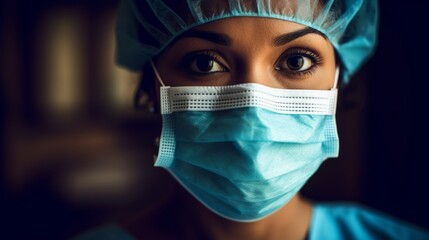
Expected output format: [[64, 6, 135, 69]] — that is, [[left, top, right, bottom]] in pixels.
[[193, 17, 307, 43], [189, 17, 331, 51]]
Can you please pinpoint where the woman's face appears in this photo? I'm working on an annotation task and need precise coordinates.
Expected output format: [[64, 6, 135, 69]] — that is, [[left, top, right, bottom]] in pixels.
[[155, 17, 336, 90]]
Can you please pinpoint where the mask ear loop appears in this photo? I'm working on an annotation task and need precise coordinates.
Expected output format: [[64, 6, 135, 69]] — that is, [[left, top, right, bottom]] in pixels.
[[332, 66, 340, 90], [150, 60, 166, 87]]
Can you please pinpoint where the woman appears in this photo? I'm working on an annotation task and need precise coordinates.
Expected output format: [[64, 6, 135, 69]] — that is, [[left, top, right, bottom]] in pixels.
[[76, 0, 429, 239]]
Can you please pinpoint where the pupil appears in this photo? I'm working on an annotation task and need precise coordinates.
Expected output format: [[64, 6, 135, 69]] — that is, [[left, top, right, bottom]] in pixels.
[[287, 56, 304, 70], [197, 56, 214, 72]]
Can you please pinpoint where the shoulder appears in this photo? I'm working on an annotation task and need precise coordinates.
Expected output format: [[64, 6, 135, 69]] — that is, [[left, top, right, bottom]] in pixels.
[[72, 186, 190, 240], [71, 224, 136, 240], [70, 206, 179, 240], [309, 202, 429, 240]]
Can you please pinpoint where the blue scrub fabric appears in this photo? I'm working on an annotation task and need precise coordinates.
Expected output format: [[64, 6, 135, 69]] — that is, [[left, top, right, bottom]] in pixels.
[[74, 203, 429, 240], [72, 224, 135, 240], [309, 203, 429, 240]]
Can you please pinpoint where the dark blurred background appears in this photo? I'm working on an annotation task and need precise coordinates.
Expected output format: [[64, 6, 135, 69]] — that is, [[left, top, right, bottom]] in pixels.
[[1, 0, 428, 239]]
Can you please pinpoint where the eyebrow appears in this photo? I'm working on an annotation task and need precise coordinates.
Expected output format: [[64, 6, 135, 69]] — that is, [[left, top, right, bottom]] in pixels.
[[172, 27, 327, 47], [176, 29, 232, 46], [273, 27, 327, 46]]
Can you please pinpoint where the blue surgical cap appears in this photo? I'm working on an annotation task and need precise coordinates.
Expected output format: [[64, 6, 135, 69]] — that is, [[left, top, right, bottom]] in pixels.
[[115, 0, 378, 84]]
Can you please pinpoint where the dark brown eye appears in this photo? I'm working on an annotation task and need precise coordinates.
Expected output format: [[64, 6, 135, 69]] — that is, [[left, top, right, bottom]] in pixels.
[[276, 55, 313, 72], [287, 56, 304, 70], [195, 56, 214, 72], [188, 55, 226, 74]]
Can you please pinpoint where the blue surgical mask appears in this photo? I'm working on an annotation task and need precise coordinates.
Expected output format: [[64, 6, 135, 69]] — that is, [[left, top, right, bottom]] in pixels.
[[152, 62, 340, 222]]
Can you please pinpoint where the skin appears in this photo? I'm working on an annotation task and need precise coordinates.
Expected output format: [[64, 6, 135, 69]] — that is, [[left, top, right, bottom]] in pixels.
[[150, 17, 337, 240], [154, 17, 336, 90]]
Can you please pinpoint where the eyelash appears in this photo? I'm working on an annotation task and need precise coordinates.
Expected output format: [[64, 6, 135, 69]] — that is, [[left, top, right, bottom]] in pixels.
[[180, 48, 323, 78], [275, 48, 324, 77], [181, 50, 227, 75]]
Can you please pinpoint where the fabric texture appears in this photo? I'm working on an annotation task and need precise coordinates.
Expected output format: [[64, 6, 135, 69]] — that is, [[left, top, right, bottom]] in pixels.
[[73, 203, 429, 239], [154, 83, 339, 222], [115, 0, 378, 84], [310, 202, 429, 240]]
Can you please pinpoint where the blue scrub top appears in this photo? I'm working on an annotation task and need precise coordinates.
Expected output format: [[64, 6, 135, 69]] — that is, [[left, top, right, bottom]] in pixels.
[[309, 203, 429, 240], [74, 203, 429, 240]]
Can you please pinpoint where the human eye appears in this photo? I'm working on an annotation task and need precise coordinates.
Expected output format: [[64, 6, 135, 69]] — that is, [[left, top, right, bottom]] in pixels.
[[182, 50, 228, 75], [274, 48, 323, 78]]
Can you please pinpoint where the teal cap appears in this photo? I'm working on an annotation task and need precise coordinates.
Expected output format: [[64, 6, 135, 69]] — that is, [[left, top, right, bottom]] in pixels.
[[115, 0, 378, 84]]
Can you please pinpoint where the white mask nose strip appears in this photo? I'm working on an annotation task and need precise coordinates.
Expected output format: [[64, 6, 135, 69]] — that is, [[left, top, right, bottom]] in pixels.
[[151, 61, 339, 115], [161, 83, 337, 115]]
